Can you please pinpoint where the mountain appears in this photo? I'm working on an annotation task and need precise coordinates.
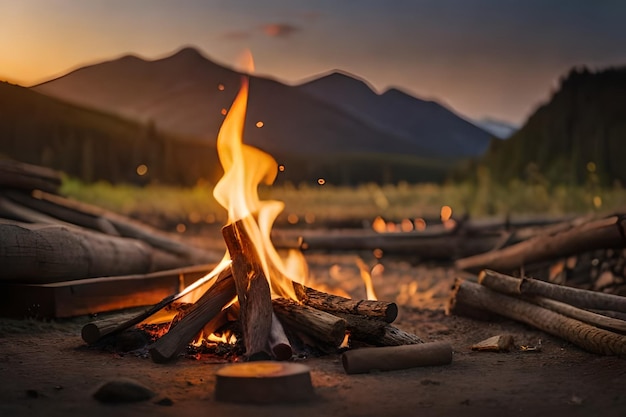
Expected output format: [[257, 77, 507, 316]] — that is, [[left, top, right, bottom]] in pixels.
[[0, 81, 221, 185], [474, 118, 517, 139], [298, 71, 493, 157], [480, 66, 626, 185], [32, 47, 491, 184]]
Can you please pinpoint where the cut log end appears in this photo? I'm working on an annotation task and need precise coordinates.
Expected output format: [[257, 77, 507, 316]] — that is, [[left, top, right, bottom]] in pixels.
[[215, 361, 314, 404]]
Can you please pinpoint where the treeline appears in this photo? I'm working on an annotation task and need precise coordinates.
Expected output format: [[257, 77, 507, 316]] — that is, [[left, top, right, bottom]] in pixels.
[[479, 67, 626, 186], [0, 81, 223, 186]]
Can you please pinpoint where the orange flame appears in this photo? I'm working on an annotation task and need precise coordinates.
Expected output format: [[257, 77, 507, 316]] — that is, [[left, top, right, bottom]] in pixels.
[[211, 51, 303, 300]]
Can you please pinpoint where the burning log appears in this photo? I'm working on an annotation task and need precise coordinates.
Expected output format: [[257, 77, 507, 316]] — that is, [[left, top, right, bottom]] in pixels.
[[479, 269, 626, 313], [456, 215, 626, 273], [271, 298, 347, 348], [149, 269, 236, 363], [222, 220, 273, 359], [448, 279, 626, 355], [296, 286, 398, 323], [79, 264, 213, 343], [341, 342, 452, 374]]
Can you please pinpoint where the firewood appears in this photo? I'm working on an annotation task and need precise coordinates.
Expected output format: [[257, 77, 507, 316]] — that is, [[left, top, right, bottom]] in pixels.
[[32, 190, 217, 264], [296, 286, 398, 323], [528, 297, 626, 334], [272, 298, 347, 347], [222, 220, 273, 359], [479, 269, 626, 313], [0, 223, 187, 283], [290, 229, 503, 260], [215, 362, 314, 404], [0, 159, 62, 194], [149, 269, 236, 363], [456, 215, 626, 272], [448, 279, 626, 355], [377, 325, 424, 346], [80, 264, 213, 343], [268, 312, 292, 360], [470, 335, 515, 352], [341, 342, 453, 374], [4, 190, 120, 235]]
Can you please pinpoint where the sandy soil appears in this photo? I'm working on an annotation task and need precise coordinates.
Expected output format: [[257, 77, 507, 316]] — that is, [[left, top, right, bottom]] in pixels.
[[1, 245, 625, 417]]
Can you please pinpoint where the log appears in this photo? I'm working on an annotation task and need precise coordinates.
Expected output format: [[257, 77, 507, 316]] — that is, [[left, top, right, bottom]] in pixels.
[[268, 312, 293, 360], [79, 264, 214, 342], [448, 279, 626, 355], [377, 325, 424, 346], [290, 229, 503, 260], [272, 298, 347, 348], [456, 215, 626, 272], [479, 269, 626, 313], [33, 190, 217, 263], [0, 223, 188, 283], [149, 269, 236, 363], [3, 263, 212, 320], [222, 220, 273, 359], [215, 362, 314, 404], [528, 297, 626, 334], [297, 286, 398, 323], [0, 159, 62, 194], [341, 342, 452, 374], [5, 190, 120, 235]]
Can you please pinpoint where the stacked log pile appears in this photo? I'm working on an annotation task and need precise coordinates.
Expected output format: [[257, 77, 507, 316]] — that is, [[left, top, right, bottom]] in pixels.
[[450, 213, 626, 356], [0, 160, 220, 318]]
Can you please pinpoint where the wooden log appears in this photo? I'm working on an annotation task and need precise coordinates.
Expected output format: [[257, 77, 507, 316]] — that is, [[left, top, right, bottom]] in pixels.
[[456, 215, 626, 272], [5, 190, 120, 235], [341, 342, 452, 374], [33, 190, 217, 263], [222, 220, 273, 359], [0, 159, 62, 194], [272, 298, 347, 347], [215, 362, 314, 404], [149, 269, 236, 363], [0, 223, 189, 283], [448, 279, 626, 355], [297, 286, 398, 323], [3, 263, 213, 320], [479, 269, 626, 313], [377, 325, 424, 346], [79, 264, 215, 342], [290, 229, 503, 260], [268, 312, 293, 360], [528, 297, 626, 334]]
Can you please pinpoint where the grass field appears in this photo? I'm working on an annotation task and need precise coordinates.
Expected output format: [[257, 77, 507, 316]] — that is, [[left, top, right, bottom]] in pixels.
[[60, 176, 626, 230]]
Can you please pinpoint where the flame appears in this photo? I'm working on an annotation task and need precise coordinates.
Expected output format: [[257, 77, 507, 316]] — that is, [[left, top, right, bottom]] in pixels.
[[356, 258, 378, 301], [211, 51, 303, 300]]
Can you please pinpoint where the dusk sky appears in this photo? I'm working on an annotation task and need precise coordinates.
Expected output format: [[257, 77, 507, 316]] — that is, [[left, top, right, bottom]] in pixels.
[[1, 0, 625, 125]]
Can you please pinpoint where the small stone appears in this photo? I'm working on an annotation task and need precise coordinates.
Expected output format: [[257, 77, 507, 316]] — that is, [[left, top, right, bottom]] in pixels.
[[155, 397, 174, 406], [93, 378, 156, 403]]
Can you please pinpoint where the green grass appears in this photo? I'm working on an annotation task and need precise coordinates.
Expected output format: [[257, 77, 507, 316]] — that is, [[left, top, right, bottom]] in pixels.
[[61, 176, 626, 230]]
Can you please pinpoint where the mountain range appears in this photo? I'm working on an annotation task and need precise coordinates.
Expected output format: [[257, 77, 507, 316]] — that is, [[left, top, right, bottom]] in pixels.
[[31, 47, 493, 184], [479, 66, 626, 186]]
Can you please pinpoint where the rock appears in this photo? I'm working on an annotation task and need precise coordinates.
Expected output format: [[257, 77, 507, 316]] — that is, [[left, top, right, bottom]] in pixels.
[[93, 377, 156, 403]]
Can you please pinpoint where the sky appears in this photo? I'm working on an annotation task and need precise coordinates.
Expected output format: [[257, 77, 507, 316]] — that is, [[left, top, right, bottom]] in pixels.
[[1, 0, 625, 125]]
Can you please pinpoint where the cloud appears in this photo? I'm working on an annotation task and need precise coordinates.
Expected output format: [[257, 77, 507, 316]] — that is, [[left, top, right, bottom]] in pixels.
[[261, 23, 300, 38], [220, 30, 251, 41]]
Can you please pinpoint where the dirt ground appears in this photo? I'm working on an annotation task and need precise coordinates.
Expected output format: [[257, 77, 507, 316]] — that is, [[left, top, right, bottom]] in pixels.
[[1, 238, 625, 417]]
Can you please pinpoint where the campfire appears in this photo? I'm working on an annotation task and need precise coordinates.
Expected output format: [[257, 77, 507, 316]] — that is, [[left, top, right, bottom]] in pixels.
[[80, 54, 443, 372]]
